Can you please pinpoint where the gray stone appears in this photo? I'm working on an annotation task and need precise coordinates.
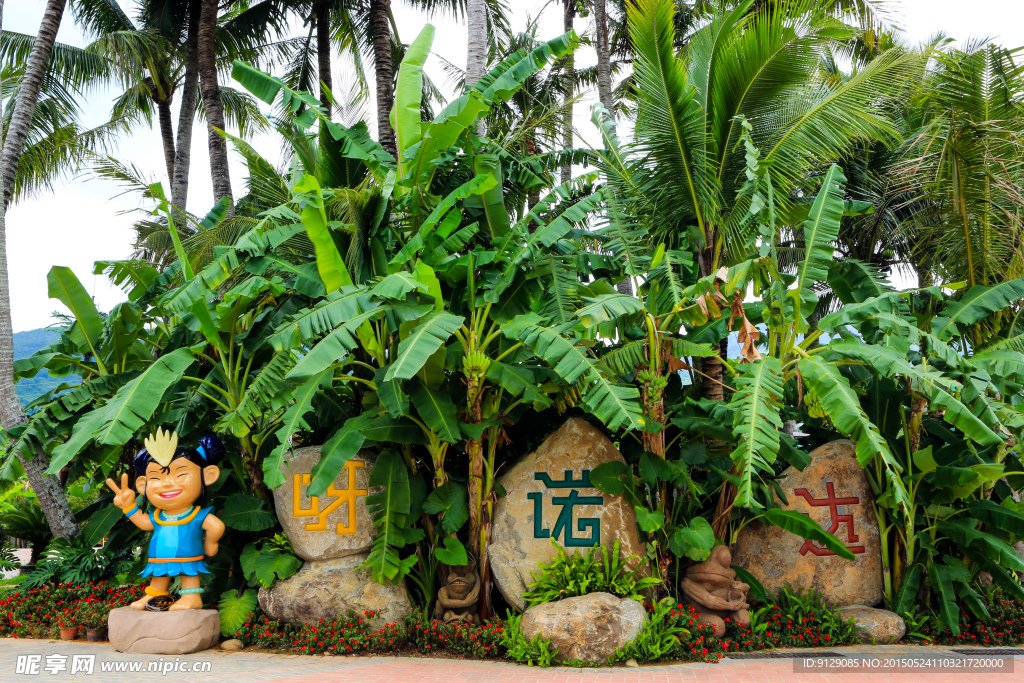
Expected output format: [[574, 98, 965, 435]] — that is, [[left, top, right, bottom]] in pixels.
[[108, 607, 219, 654], [521, 592, 645, 664], [219, 638, 244, 651], [270, 447, 379, 561], [732, 440, 883, 607], [489, 418, 646, 612], [839, 605, 906, 644], [258, 554, 411, 626]]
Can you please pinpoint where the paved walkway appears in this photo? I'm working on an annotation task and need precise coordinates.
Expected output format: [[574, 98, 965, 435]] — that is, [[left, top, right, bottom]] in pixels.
[[1, 639, 1022, 682]]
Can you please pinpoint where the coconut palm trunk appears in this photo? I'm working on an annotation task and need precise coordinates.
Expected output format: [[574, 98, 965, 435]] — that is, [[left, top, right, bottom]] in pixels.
[[465, 0, 487, 86], [157, 97, 176, 184], [0, 0, 79, 539], [465, 0, 487, 136], [2, 0, 67, 205], [172, 0, 202, 213], [316, 0, 333, 117], [594, 0, 614, 124], [198, 0, 234, 212], [560, 0, 575, 185], [369, 0, 396, 156]]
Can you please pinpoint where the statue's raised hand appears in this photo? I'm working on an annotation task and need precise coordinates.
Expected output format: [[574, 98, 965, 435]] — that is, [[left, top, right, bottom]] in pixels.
[[105, 473, 137, 510]]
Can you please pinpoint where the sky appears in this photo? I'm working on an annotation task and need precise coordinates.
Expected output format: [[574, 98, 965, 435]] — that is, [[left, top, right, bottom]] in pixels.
[[3, 0, 1024, 332]]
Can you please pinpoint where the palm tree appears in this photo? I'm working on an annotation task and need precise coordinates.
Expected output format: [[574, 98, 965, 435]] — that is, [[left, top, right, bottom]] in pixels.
[[76, 0, 273, 214], [0, 0, 80, 540], [897, 41, 1024, 289], [614, 0, 916, 399]]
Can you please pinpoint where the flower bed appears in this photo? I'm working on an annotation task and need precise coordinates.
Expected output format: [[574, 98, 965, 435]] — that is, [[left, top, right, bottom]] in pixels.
[[914, 596, 1024, 647], [0, 582, 143, 639], [235, 608, 505, 659], [0, 581, 861, 666]]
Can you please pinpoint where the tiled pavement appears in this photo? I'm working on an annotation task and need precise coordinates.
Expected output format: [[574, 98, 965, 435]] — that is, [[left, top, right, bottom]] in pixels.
[[1, 639, 1023, 683]]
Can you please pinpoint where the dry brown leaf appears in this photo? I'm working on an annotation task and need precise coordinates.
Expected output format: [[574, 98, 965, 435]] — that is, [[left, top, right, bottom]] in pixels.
[[662, 347, 689, 372]]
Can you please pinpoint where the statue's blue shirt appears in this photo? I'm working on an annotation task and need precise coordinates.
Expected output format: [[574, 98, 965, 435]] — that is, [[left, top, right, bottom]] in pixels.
[[141, 506, 212, 577]]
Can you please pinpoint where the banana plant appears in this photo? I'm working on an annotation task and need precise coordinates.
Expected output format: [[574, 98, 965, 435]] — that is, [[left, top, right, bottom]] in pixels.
[[805, 259, 1024, 633]]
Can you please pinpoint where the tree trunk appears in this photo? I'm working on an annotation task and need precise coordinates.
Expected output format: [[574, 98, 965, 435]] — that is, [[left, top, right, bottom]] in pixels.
[[316, 0, 333, 118], [701, 355, 725, 401], [171, 0, 201, 214], [594, 0, 614, 126], [465, 0, 488, 137], [198, 0, 233, 213], [465, 0, 487, 87], [369, 0, 396, 157], [2, 0, 67, 206], [157, 99, 176, 185], [560, 0, 575, 186], [0, 0, 79, 539]]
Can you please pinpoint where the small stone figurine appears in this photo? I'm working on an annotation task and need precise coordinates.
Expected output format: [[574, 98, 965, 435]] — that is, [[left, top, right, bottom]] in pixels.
[[680, 545, 751, 637], [434, 561, 481, 625], [106, 429, 226, 611]]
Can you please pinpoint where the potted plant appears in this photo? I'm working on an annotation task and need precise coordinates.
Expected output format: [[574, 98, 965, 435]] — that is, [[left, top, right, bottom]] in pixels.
[[57, 606, 80, 641], [81, 607, 107, 642]]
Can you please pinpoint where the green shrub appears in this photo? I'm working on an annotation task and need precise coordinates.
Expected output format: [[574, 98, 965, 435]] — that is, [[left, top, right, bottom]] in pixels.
[[500, 612, 557, 666], [0, 501, 51, 565], [22, 536, 135, 589], [522, 539, 660, 607]]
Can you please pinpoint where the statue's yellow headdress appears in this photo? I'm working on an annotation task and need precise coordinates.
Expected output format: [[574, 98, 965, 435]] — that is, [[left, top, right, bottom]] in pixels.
[[144, 428, 179, 468]]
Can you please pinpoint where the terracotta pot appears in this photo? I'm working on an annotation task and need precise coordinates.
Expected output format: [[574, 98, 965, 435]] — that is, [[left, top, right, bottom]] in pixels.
[[59, 627, 78, 641], [86, 628, 106, 642]]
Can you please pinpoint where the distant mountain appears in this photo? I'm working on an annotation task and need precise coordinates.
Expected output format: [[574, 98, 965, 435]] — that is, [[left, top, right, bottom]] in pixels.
[[13, 328, 72, 406]]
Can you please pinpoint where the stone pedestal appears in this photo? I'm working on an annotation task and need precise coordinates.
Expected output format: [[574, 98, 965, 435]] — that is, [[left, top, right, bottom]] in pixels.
[[108, 607, 220, 654]]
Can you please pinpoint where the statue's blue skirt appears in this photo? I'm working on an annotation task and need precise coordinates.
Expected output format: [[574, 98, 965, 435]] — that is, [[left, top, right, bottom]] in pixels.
[[141, 558, 210, 577], [141, 506, 213, 577]]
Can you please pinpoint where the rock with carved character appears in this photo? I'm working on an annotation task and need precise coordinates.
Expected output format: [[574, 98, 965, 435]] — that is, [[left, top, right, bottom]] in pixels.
[[488, 418, 645, 612], [731, 440, 883, 607]]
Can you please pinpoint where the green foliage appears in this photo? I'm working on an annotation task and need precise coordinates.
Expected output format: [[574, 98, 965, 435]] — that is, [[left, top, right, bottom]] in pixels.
[[359, 450, 424, 584], [239, 539, 302, 588], [521, 539, 660, 607], [222, 494, 277, 531], [219, 588, 260, 637], [22, 537, 134, 589], [500, 612, 557, 667]]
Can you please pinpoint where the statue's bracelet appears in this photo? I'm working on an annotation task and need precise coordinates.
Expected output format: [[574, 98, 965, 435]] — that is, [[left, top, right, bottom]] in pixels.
[[122, 505, 139, 517]]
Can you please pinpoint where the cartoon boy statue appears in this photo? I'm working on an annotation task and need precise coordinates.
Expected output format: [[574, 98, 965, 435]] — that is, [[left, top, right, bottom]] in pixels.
[[106, 429, 226, 611]]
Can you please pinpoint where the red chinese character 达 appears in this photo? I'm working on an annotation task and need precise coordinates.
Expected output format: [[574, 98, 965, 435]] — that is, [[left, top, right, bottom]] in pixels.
[[794, 482, 866, 557]]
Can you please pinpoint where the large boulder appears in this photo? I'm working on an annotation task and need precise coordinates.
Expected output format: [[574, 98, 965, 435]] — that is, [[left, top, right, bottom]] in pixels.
[[732, 440, 883, 606], [839, 605, 906, 644], [258, 554, 411, 625], [488, 418, 646, 611], [521, 593, 645, 664], [108, 607, 219, 654], [270, 447, 379, 561]]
